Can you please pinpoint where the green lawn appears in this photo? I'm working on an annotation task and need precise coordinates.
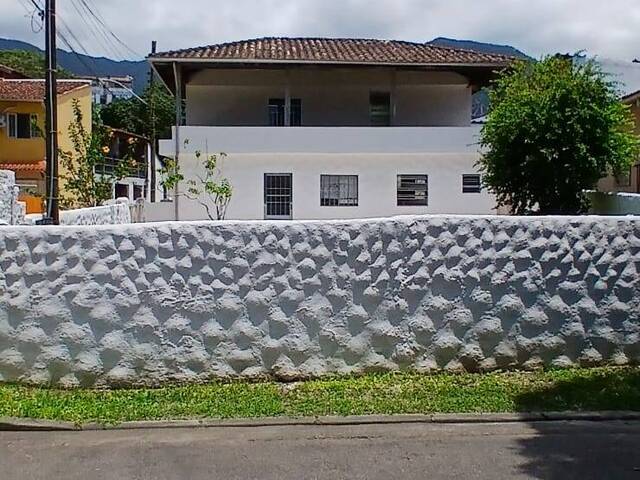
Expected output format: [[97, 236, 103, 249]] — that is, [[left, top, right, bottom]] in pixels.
[[1, 367, 639, 425]]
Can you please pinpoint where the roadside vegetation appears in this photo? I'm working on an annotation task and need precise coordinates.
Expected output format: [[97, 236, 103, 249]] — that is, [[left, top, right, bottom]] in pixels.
[[1, 367, 638, 425], [480, 56, 640, 214]]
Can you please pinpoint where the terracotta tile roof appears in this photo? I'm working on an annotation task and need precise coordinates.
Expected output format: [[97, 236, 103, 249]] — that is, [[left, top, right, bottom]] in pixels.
[[0, 79, 91, 102], [0, 161, 46, 172], [149, 37, 515, 66]]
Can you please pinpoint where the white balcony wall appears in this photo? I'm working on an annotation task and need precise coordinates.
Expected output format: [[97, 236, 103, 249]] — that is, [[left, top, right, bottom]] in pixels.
[[185, 68, 472, 127]]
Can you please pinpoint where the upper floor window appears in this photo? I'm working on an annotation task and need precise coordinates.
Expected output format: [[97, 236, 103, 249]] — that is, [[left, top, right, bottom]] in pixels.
[[370, 92, 391, 127], [320, 175, 358, 206], [8, 113, 39, 139], [397, 174, 428, 206], [268, 98, 302, 126], [462, 174, 482, 193]]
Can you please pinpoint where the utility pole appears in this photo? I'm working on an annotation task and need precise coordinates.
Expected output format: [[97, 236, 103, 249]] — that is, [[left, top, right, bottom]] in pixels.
[[149, 40, 157, 202], [44, 0, 59, 224]]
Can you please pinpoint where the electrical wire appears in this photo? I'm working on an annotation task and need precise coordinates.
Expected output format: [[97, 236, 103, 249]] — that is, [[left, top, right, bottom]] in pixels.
[[68, 0, 126, 61], [80, 0, 142, 59]]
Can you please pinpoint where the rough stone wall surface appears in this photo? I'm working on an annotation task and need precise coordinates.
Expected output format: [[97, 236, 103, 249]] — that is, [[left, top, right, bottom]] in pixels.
[[0, 170, 25, 226], [59, 202, 131, 226], [0, 215, 638, 387]]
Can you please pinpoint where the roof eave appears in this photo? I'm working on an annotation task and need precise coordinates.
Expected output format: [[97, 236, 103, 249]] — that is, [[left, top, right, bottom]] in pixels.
[[148, 57, 510, 94]]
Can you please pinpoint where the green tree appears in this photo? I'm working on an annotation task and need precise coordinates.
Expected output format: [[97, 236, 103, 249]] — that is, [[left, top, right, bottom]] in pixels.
[[479, 56, 640, 215], [159, 144, 232, 220], [100, 82, 175, 139], [59, 100, 135, 209], [0, 50, 73, 78]]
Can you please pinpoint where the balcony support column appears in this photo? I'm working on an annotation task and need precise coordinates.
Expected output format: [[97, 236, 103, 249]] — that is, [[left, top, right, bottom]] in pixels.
[[172, 62, 182, 220], [284, 69, 291, 127]]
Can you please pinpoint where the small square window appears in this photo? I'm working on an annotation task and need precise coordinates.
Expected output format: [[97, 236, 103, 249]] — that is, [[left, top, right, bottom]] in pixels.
[[8, 113, 36, 139], [321, 175, 358, 206], [397, 175, 428, 206], [462, 174, 482, 193]]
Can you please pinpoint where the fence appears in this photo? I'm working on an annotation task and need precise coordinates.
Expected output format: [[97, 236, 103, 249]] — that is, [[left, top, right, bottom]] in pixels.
[[0, 214, 638, 387]]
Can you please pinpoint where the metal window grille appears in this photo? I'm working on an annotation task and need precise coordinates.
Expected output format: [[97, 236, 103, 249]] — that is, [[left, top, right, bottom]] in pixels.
[[264, 173, 293, 219], [397, 174, 428, 206], [462, 174, 482, 193], [320, 175, 358, 206]]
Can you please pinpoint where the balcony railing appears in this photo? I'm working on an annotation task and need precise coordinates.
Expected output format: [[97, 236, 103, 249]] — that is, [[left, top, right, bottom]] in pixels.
[[95, 157, 147, 179]]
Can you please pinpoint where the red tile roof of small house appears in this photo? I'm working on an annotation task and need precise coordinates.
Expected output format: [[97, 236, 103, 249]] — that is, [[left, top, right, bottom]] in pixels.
[[0, 79, 91, 102], [149, 37, 516, 66], [0, 161, 46, 172]]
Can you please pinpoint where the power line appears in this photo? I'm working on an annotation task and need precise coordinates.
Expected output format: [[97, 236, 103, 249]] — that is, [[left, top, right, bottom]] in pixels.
[[68, 0, 126, 61], [78, 0, 141, 59]]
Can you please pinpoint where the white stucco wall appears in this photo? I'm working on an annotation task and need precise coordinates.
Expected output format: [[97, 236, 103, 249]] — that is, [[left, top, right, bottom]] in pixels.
[[174, 153, 495, 220], [159, 126, 493, 220], [59, 201, 132, 225], [186, 68, 472, 127], [0, 215, 638, 387]]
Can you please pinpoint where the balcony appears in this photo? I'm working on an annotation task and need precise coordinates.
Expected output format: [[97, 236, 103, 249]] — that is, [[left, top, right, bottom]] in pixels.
[[159, 126, 482, 156]]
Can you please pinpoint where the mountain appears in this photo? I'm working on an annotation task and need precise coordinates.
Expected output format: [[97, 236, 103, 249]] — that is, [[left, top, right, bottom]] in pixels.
[[429, 37, 531, 59], [0, 38, 148, 92]]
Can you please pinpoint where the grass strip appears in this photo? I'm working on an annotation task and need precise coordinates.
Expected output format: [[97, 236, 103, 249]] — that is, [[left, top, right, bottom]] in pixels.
[[0, 367, 638, 425]]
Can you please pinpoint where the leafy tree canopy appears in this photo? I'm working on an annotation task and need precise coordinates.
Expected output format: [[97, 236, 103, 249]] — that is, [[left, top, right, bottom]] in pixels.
[[59, 99, 136, 209], [99, 83, 175, 139], [479, 56, 640, 215], [0, 50, 74, 78]]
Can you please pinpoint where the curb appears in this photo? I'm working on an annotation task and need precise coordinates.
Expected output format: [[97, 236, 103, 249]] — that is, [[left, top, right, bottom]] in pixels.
[[2, 411, 640, 432]]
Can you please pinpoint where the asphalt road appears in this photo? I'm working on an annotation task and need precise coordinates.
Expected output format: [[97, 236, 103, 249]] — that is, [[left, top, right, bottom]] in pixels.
[[1, 420, 639, 479]]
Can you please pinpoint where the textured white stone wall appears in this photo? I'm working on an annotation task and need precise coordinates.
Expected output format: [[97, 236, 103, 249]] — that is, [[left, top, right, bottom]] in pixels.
[[0, 215, 638, 387], [0, 170, 25, 226], [60, 201, 131, 226]]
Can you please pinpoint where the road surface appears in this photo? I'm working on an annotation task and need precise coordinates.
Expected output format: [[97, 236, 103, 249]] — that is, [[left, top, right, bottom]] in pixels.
[[2, 420, 639, 479]]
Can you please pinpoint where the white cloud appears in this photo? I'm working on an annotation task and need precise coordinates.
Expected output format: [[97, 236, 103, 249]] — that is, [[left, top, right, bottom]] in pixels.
[[1, 0, 639, 61]]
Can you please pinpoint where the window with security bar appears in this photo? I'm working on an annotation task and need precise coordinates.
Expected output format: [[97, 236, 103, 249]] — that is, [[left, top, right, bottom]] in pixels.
[[462, 174, 482, 193], [397, 175, 428, 206], [320, 175, 358, 206], [264, 173, 293, 219]]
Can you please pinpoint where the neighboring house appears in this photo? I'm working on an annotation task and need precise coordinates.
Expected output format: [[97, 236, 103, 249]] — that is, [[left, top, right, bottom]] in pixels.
[[78, 75, 135, 105], [0, 78, 92, 213], [0, 64, 29, 80], [99, 126, 164, 202], [574, 57, 640, 194], [149, 37, 514, 220]]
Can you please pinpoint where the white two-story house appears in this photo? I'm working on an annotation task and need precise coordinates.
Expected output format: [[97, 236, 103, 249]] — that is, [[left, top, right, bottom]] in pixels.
[[149, 37, 514, 220]]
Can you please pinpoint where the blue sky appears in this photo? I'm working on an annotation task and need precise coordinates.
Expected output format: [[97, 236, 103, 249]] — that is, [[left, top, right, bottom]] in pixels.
[[2, 0, 639, 61]]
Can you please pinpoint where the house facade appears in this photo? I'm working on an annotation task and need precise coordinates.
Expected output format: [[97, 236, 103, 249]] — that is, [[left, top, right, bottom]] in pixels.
[[150, 38, 514, 220], [101, 127, 164, 202], [0, 78, 92, 213], [597, 89, 640, 193]]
